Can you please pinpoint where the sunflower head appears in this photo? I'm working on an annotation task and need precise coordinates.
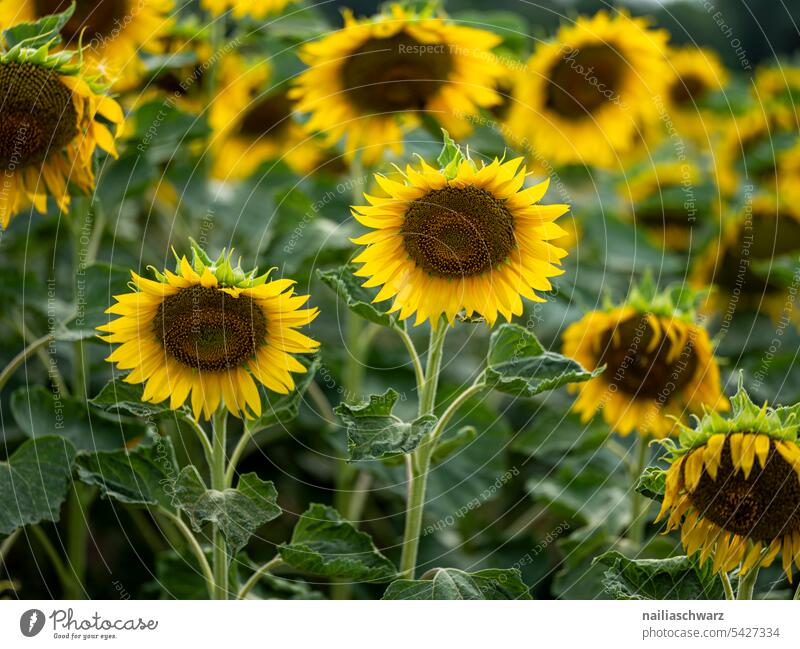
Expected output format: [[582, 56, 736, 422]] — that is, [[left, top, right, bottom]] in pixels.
[[563, 279, 726, 438], [350, 132, 569, 328], [664, 47, 726, 119], [291, 3, 504, 165], [0, 16, 123, 228], [201, 0, 297, 20], [98, 242, 320, 420], [656, 380, 800, 580]]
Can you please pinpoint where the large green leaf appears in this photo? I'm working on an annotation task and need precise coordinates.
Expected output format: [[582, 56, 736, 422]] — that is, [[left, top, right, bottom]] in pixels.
[[90, 380, 177, 419], [75, 434, 179, 511], [172, 468, 281, 555], [635, 467, 667, 503], [0, 436, 77, 535], [249, 356, 320, 431], [383, 568, 531, 600], [278, 504, 396, 582], [481, 324, 598, 397], [511, 398, 608, 458], [2, 2, 74, 49], [317, 264, 397, 328], [335, 389, 436, 461], [594, 551, 725, 600]]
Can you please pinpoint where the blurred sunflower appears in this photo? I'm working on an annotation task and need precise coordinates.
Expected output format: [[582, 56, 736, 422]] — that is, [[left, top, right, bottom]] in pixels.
[[694, 193, 800, 322], [562, 285, 726, 438], [351, 138, 568, 328], [0, 36, 123, 228], [201, 0, 297, 20], [661, 46, 727, 141], [99, 245, 319, 420], [0, 0, 175, 89], [291, 4, 504, 165], [210, 55, 323, 180], [506, 11, 669, 168], [656, 384, 800, 580], [753, 63, 800, 130]]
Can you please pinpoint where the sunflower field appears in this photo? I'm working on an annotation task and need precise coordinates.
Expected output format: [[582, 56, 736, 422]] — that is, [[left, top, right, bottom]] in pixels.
[[2, 0, 800, 605]]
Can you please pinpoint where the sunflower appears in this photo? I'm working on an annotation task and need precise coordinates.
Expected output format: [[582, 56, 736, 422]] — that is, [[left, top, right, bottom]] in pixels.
[[0, 0, 175, 90], [661, 46, 727, 141], [350, 137, 568, 328], [0, 34, 123, 228], [562, 285, 727, 438], [506, 11, 669, 168], [290, 4, 504, 166], [98, 245, 319, 420], [753, 63, 800, 130], [656, 383, 800, 581], [201, 0, 297, 20], [210, 54, 323, 180], [694, 192, 800, 323]]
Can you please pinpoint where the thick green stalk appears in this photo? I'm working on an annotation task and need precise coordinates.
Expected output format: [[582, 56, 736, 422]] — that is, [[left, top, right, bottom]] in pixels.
[[236, 556, 283, 600], [627, 435, 650, 545], [30, 526, 75, 597], [0, 334, 53, 393], [64, 483, 95, 599], [211, 408, 229, 599]]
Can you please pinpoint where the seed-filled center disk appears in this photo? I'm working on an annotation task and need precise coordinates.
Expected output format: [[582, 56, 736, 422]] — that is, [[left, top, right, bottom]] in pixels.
[[687, 436, 800, 541], [669, 73, 709, 105], [599, 315, 698, 400], [341, 33, 454, 113], [154, 286, 267, 372], [401, 186, 515, 278], [0, 62, 78, 169], [239, 92, 293, 138], [545, 44, 625, 119], [35, 0, 129, 42]]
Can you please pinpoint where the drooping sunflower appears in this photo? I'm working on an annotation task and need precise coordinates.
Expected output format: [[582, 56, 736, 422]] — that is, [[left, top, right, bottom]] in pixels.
[[98, 245, 319, 420], [350, 138, 569, 328], [0, 0, 175, 90], [201, 0, 297, 20], [210, 54, 323, 180], [0, 32, 123, 228], [562, 285, 727, 438], [656, 383, 800, 581], [506, 11, 669, 168], [290, 4, 504, 165]]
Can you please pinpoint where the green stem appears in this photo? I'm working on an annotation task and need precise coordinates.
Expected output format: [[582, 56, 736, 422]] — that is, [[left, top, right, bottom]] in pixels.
[[211, 407, 229, 599], [399, 320, 449, 580], [158, 509, 215, 599], [721, 571, 734, 600], [126, 508, 166, 554], [30, 526, 75, 597], [236, 556, 283, 600], [226, 421, 255, 487], [0, 334, 53, 394], [0, 529, 20, 577], [628, 435, 649, 545], [64, 483, 95, 599], [395, 323, 425, 391], [182, 415, 215, 470], [737, 564, 760, 600]]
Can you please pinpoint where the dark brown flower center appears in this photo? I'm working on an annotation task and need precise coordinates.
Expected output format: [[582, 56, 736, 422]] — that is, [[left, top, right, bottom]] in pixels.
[[153, 285, 267, 372], [238, 92, 293, 139], [35, 0, 129, 42], [687, 435, 800, 541], [0, 62, 78, 169], [599, 314, 699, 400], [669, 73, 709, 106], [545, 44, 625, 119], [341, 33, 454, 113], [401, 185, 515, 278]]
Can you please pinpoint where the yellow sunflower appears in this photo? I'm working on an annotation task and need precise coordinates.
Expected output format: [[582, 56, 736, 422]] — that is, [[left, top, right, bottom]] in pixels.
[[656, 383, 800, 582], [506, 11, 669, 168], [0, 33, 123, 228], [350, 137, 568, 328], [753, 63, 800, 130], [210, 54, 323, 180], [562, 286, 727, 438], [0, 0, 175, 90], [290, 3, 504, 166], [201, 0, 297, 20], [98, 245, 319, 420]]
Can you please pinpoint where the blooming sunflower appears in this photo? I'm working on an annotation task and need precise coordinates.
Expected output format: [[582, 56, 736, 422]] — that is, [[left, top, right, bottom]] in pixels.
[[753, 63, 800, 130], [656, 383, 800, 581], [506, 11, 669, 168], [201, 0, 297, 20], [0, 30, 123, 228], [562, 284, 727, 438], [290, 4, 504, 166], [210, 54, 323, 180], [0, 0, 175, 90], [350, 137, 569, 328], [98, 245, 319, 420]]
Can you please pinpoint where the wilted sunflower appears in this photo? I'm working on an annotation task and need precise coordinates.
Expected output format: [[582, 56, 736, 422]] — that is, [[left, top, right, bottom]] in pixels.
[[0, 34, 123, 228], [656, 384, 800, 581], [201, 0, 297, 19], [506, 11, 669, 168], [351, 138, 569, 328], [291, 4, 504, 165], [98, 245, 319, 420], [562, 285, 726, 438], [210, 55, 322, 180], [0, 0, 174, 89]]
